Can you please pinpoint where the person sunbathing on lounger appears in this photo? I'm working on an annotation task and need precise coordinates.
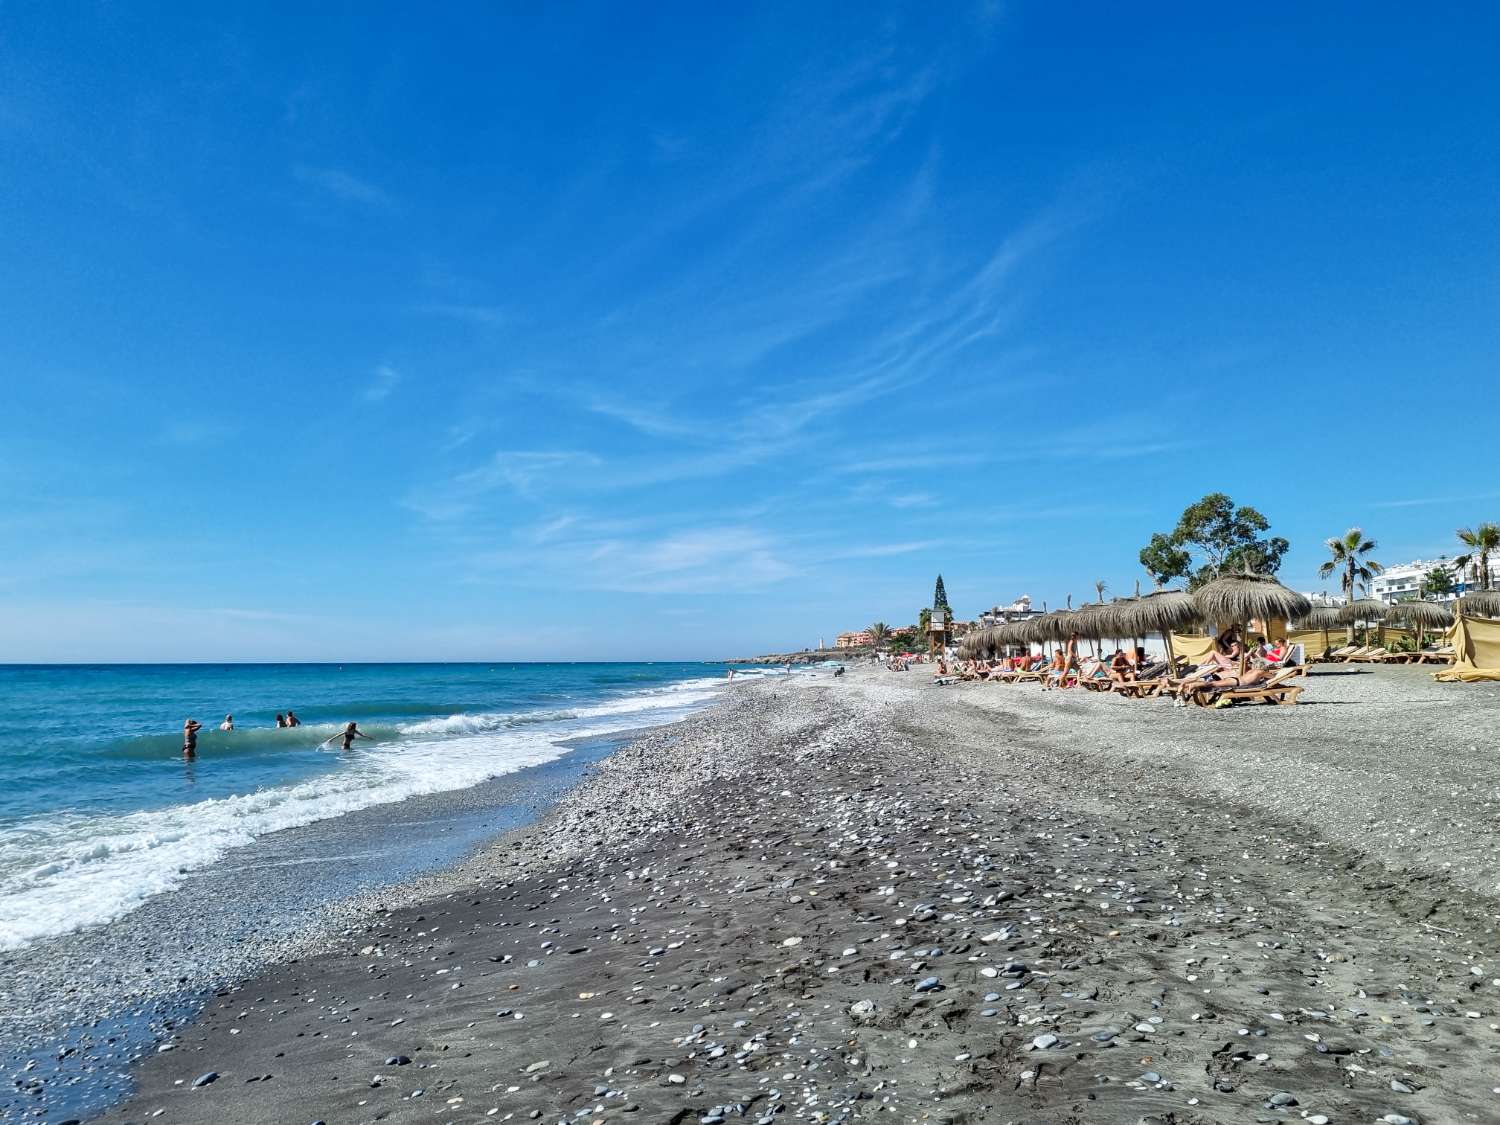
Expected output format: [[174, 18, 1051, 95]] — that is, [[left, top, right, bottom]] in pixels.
[[1172, 631, 1245, 707]]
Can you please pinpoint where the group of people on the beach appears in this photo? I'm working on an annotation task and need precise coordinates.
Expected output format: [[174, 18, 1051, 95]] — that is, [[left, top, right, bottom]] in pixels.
[[947, 627, 1292, 707], [180, 712, 371, 758]]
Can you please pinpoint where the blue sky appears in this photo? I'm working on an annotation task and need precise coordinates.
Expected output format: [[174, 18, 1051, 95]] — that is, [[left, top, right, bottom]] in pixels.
[[3, 4, 1499, 661]]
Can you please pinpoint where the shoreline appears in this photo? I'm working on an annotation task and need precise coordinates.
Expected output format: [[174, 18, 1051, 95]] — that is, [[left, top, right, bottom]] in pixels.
[[1, 718, 701, 1125], [91, 664, 1500, 1124]]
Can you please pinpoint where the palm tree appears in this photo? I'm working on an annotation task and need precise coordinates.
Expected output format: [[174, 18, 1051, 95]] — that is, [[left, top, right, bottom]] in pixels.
[[1455, 523, 1500, 591], [867, 622, 891, 649], [1318, 528, 1383, 643]]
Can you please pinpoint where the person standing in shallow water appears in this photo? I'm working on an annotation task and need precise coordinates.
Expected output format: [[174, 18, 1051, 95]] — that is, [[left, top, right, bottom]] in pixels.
[[182, 718, 203, 758], [321, 721, 371, 751], [284, 711, 301, 727]]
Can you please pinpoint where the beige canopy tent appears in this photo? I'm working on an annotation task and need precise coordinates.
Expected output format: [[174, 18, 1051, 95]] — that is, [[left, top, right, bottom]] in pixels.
[[1169, 633, 1218, 664], [1433, 611, 1500, 683]]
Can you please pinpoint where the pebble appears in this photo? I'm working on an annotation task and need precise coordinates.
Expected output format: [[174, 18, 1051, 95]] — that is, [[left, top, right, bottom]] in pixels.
[[191, 1072, 218, 1089]]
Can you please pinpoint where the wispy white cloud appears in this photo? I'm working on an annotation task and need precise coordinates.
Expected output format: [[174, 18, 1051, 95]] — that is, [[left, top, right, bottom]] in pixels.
[[404, 449, 603, 519], [888, 492, 936, 509], [294, 164, 394, 210], [1372, 491, 1500, 510], [160, 419, 222, 445], [363, 364, 401, 403], [417, 303, 508, 327]]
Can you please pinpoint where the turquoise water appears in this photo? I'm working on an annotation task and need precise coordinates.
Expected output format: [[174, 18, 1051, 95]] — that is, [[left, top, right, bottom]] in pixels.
[[0, 662, 726, 950]]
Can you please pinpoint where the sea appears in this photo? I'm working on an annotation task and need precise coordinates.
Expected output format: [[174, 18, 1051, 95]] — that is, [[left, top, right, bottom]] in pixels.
[[0, 661, 735, 953]]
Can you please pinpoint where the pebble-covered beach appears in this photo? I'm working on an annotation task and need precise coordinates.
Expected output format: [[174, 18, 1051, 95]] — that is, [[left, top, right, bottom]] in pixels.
[[98, 665, 1500, 1124]]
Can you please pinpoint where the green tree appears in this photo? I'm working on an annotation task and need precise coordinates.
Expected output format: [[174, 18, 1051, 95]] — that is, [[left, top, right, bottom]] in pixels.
[[1422, 566, 1455, 599], [889, 629, 919, 652], [1455, 523, 1500, 591], [1318, 528, 1382, 642], [1139, 493, 1290, 589], [918, 607, 932, 634], [867, 622, 891, 648], [1140, 532, 1191, 587], [932, 574, 951, 614]]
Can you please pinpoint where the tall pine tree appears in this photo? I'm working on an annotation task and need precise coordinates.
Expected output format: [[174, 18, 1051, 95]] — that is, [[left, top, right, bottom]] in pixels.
[[933, 575, 951, 618]]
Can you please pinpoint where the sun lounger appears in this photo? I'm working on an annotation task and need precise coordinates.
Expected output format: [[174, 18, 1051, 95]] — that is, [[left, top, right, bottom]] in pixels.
[[1347, 647, 1393, 663], [1192, 666, 1306, 707], [1408, 649, 1454, 665], [1312, 645, 1359, 664]]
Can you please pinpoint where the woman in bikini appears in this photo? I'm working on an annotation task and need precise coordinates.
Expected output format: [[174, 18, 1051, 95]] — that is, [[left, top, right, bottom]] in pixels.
[[322, 721, 373, 751], [1174, 631, 1255, 706]]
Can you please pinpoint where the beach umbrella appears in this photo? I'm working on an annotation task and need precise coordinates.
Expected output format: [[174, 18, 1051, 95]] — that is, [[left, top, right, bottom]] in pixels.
[[1298, 605, 1343, 655], [1336, 598, 1388, 623], [1193, 571, 1312, 673], [1337, 597, 1390, 646], [1044, 609, 1079, 644], [1125, 589, 1199, 672], [1071, 602, 1113, 648], [1390, 600, 1452, 648], [1458, 591, 1500, 619]]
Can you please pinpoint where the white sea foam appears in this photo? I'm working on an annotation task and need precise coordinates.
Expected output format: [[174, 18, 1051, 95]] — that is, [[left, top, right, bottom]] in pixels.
[[0, 677, 722, 950]]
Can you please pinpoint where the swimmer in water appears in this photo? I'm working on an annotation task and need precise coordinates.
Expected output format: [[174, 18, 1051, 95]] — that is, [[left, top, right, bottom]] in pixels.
[[220, 714, 234, 731], [284, 711, 301, 727], [275, 713, 286, 728], [183, 718, 203, 758], [322, 721, 371, 751]]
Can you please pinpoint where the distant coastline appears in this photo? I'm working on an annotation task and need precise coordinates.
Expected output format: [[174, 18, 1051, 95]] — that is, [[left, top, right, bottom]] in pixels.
[[717, 646, 871, 665]]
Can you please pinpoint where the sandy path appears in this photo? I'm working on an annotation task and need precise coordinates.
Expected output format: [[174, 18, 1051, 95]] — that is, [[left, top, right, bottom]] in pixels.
[[97, 668, 1500, 1124]]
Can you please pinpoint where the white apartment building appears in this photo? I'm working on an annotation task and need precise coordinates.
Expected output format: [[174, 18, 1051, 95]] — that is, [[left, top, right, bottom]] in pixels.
[[1369, 556, 1500, 604]]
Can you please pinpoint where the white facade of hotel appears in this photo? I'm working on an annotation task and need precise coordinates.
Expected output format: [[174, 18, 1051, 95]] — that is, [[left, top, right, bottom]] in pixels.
[[1369, 557, 1500, 604]]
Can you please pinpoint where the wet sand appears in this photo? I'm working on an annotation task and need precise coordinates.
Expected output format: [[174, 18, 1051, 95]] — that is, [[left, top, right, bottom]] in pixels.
[[97, 666, 1500, 1124]]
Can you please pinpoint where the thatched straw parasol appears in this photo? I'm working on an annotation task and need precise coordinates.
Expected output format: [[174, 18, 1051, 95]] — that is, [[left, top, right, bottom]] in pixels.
[[1071, 602, 1114, 649], [1195, 571, 1311, 628], [1390, 600, 1453, 649], [1459, 591, 1500, 619], [1298, 605, 1343, 655], [1337, 597, 1390, 646], [1125, 589, 1199, 671], [1336, 598, 1389, 624], [1193, 571, 1311, 671], [1042, 609, 1079, 644]]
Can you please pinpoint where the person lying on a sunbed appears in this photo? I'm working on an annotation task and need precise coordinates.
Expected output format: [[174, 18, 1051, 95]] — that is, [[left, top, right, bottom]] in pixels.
[[1172, 631, 1245, 706]]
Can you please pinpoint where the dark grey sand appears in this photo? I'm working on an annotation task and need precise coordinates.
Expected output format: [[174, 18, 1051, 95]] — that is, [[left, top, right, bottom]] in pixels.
[[2, 733, 637, 1124], [97, 666, 1500, 1124]]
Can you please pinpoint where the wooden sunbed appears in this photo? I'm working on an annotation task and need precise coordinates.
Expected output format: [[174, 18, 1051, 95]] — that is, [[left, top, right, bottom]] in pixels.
[[1312, 645, 1358, 664], [1192, 666, 1306, 707], [1408, 649, 1454, 665]]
